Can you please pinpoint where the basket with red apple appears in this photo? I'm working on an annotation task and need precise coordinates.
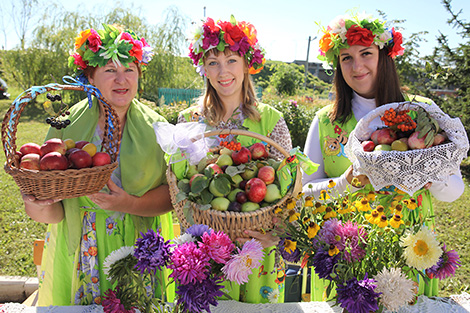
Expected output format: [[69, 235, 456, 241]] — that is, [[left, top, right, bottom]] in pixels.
[[167, 128, 302, 241], [1, 83, 121, 200], [344, 101, 469, 195]]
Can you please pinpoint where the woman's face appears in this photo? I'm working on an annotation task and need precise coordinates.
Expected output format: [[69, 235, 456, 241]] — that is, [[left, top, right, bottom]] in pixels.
[[204, 50, 247, 105], [339, 44, 379, 99], [88, 62, 139, 109]]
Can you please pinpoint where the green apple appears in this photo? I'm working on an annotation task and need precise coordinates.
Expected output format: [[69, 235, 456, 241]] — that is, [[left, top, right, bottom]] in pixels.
[[228, 188, 243, 202], [241, 163, 258, 180], [185, 164, 199, 179], [264, 184, 282, 203], [241, 201, 260, 212], [220, 147, 233, 156], [211, 197, 230, 211], [374, 144, 392, 151], [231, 174, 243, 187], [216, 153, 233, 167], [208, 178, 231, 197]]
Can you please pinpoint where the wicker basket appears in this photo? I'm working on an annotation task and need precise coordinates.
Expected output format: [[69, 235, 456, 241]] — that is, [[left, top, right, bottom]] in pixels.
[[168, 128, 302, 240], [2, 84, 121, 200]]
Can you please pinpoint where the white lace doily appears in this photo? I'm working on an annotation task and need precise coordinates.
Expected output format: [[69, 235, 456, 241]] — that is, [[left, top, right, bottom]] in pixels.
[[2, 293, 470, 313], [344, 101, 469, 196]]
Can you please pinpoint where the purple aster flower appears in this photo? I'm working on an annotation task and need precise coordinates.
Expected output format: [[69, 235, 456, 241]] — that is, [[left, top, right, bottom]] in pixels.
[[202, 27, 219, 50], [186, 224, 212, 238], [426, 243, 461, 280], [237, 37, 251, 56], [199, 230, 234, 264], [278, 238, 301, 263], [311, 246, 339, 280], [102, 288, 136, 313], [169, 241, 211, 285], [133, 229, 173, 275], [336, 274, 381, 313], [250, 49, 264, 66], [335, 221, 367, 263], [176, 276, 225, 313], [317, 218, 341, 246]]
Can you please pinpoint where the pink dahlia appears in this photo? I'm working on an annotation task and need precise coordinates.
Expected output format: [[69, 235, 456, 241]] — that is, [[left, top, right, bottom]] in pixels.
[[169, 242, 210, 285], [222, 239, 264, 285], [199, 230, 235, 264]]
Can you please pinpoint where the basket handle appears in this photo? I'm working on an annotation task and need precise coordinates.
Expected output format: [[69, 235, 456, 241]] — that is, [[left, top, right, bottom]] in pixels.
[[204, 129, 290, 158]]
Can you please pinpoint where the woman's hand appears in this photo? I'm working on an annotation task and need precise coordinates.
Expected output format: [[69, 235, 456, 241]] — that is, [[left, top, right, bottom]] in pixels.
[[22, 194, 64, 223], [87, 179, 136, 213], [345, 165, 370, 188], [236, 217, 282, 249]]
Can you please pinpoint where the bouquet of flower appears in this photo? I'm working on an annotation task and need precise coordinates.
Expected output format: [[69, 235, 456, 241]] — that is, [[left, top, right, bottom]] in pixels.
[[276, 182, 461, 313], [102, 225, 265, 313]]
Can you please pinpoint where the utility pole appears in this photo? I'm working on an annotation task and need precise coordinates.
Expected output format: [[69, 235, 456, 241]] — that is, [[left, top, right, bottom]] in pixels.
[[304, 36, 317, 88]]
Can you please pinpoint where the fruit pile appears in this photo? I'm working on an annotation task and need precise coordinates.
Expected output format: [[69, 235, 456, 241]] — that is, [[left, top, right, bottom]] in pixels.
[[361, 107, 447, 152], [18, 138, 112, 171], [176, 142, 286, 213]]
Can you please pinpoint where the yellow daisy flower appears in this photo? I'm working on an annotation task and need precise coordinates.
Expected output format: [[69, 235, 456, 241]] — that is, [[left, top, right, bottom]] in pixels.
[[323, 207, 337, 220], [307, 222, 320, 239], [351, 177, 362, 188], [404, 198, 418, 210], [328, 179, 336, 188], [394, 204, 403, 216], [296, 192, 305, 199], [286, 198, 296, 210], [366, 191, 376, 202], [328, 244, 339, 256], [304, 196, 314, 207], [377, 215, 389, 228], [365, 210, 381, 225], [288, 209, 300, 222], [390, 214, 404, 228], [302, 216, 310, 225], [400, 226, 442, 270], [313, 202, 326, 214], [376, 205, 385, 214], [274, 207, 283, 214], [283, 239, 297, 254], [319, 189, 330, 200], [355, 198, 371, 212]]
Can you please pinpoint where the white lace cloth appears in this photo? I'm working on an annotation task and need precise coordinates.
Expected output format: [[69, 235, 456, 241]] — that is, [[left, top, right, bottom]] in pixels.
[[345, 101, 469, 195], [2, 294, 470, 313]]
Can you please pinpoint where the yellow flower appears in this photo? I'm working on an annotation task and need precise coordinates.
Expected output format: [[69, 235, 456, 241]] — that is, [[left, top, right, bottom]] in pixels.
[[400, 226, 442, 270], [328, 244, 339, 256], [302, 216, 310, 225], [313, 202, 326, 214], [390, 214, 404, 228], [338, 198, 354, 214], [304, 196, 314, 207], [377, 215, 389, 228], [323, 207, 337, 220], [366, 191, 376, 202], [355, 198, 371, 212], [274, 207, 283, 214], [296, 192, 305, 199], [307, 222, 320, 239], [283, 239, 297, 254], [394, 204, 403, 216], [404, 199, 418, 210], [376, 205, 385, 214], [288, 209, 300, 222], [365, 210, 381, 225], [328, 179, 336, 188], [286, 198, 296, 210], [319, 189, 330, 200], [351, 177, 362, 188]]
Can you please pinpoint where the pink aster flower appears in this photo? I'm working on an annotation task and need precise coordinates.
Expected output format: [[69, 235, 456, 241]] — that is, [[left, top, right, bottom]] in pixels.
[[169, 242, 211, 285], [102, 288, 136, 313], [426, 243, 461, 280], [222, 239, 264, 285], [199, 230, 235, 264], [335, 221, 367, 263], [72, 53, 87, 70]]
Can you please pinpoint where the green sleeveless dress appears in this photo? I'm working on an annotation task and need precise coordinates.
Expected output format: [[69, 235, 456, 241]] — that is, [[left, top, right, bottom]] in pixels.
[[310, 104, 438, 301], [179, 103, 288, 304], [37, 98, 175, 306]]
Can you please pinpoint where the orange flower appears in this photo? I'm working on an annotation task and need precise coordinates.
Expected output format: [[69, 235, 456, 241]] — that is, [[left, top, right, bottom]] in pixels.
[[75, 29, 92, 50], [249, 57, 265, 74], [239, 21, 257, 45], [319, 32, 332, 53]]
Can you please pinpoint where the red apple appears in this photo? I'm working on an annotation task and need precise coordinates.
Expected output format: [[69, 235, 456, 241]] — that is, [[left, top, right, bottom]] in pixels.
[[206, 163, 223, 175], [408, 131, 427, 150], [433, 133, 447, 146], [92, 152, 112, 167], [257, 165, 275, 185], [250, 142, 268, 160], [68, 149, 92, 169], [40, 138, 67, 156], [375, 128, 397, 145], [232, 147, 252, 165], [19, 143, 41, 156], [40, 152, 68, 170], [75, 140, 90, 149], [245, 177, 267, 203], [20, 153, 41, 170], [361, 140, 376, 152]]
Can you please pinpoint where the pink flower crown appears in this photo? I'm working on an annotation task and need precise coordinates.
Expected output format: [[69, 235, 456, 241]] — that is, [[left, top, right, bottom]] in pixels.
[[188, 15, 266, 76], [318, 12, 405, 69]]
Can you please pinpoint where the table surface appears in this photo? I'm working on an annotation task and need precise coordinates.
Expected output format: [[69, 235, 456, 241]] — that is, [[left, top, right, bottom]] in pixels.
[[1, 293, 470, 313]]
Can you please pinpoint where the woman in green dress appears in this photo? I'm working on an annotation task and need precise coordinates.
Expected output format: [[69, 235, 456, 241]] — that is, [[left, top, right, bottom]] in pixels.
[[179, 16, 292, 303], [302, 12, 465, 300], [22, 24, 174, 306]]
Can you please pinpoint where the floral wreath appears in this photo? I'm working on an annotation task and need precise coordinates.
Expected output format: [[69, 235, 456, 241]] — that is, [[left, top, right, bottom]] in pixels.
[[318, 12, 405, 69], [68, 24, 154, 80], [188, 15, 266, 76]]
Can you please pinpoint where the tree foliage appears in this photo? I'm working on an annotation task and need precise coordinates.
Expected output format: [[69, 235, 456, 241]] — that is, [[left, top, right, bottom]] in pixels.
[[269, 63, 303, 96]]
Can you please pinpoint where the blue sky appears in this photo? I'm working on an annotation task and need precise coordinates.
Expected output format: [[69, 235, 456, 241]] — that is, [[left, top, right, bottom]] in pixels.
[[2, 0, 469, 63]]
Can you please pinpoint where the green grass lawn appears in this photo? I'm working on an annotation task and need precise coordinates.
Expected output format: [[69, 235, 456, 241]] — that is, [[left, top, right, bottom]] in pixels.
[[0, 97, 469, 297]]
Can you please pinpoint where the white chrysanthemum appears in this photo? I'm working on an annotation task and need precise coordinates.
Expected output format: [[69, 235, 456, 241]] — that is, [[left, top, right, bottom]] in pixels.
[[268, 288, 281, 304], [400, 226, 442, 270], [374, 267, 416, 312], [190, 25, 204, 52], [103, 246, 135, 279], [172, 233, 195, 247]]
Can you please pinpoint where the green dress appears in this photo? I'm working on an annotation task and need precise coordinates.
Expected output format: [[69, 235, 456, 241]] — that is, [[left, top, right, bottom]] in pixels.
[[310, 104, 438, 301], [37, 98, 175, 306], [179, 103, 288, 304]]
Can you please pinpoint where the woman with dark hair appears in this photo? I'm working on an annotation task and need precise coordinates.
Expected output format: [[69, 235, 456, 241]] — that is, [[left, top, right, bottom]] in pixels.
[[302, 12, 464, 300], [178, 16, 292, 303]]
